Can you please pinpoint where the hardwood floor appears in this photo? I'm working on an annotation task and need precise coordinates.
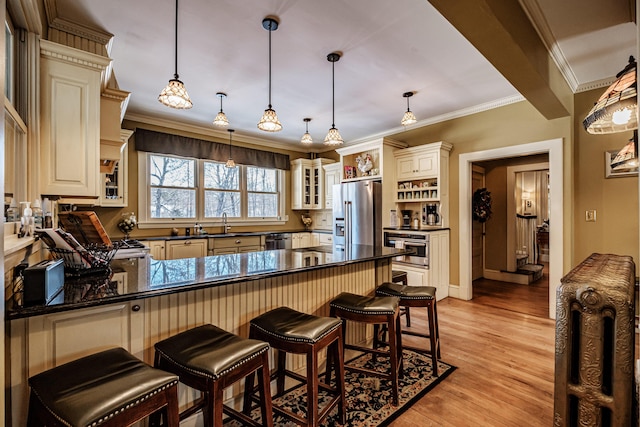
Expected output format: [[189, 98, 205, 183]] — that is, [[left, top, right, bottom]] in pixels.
[[391, 269, 555, 426]]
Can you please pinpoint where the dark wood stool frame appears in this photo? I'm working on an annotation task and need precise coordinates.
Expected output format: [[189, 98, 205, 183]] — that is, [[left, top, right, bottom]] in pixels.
[[329, 300, 403, 406], [153, 337, 273, 427], [375, 285, 441, 377], [392, 270, 412, 326], [245, 322, 346, 426]]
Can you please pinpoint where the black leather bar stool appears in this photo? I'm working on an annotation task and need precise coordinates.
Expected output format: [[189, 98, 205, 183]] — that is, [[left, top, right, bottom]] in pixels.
[[27, 347, 179, 427], [245, 306, 346, 426], [375, 282, 441, 376], [153, 324, 273, 427], [391, 270, 412, 326], [329, 292, 403, 405]]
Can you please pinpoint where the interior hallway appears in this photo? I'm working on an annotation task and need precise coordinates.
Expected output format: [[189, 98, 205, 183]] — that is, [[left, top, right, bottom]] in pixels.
[[390, 266, 554, 426]]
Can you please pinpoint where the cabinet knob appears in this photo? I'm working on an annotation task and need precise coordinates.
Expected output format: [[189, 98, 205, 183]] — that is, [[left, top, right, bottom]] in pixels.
[[132, 304, 141, 312], [235, 239, 241, 244], [185, 240, 191, 245]]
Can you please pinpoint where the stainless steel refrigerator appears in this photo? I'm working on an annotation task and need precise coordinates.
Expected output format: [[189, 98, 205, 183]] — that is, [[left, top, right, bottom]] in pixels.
[[333, 180, 382, 249]]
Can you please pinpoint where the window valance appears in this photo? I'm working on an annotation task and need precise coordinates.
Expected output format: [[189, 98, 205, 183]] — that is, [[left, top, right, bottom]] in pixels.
[[134, 128, 290, 170]]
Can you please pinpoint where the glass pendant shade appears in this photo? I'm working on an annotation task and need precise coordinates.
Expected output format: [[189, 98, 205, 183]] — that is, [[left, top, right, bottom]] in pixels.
[[213, 92, 229, 127], [583, 56, 637, 134], [225, 158, 236, 168], [401, 91, 417, 125], [401, 110, 417, 126], [301, 118, 313, 144], [324, 126, 343, 146], [611, 131, 638, 170], [158, 78, 193, 109], [158, 0, 192, 110], [257, 108, 283, 132]]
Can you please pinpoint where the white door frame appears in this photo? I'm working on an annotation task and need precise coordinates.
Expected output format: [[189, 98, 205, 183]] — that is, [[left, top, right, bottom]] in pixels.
[[458, 138, 563, 319]]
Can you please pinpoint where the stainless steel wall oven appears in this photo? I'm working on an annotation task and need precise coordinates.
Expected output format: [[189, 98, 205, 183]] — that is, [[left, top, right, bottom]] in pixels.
[[383, 231, 429, 268]]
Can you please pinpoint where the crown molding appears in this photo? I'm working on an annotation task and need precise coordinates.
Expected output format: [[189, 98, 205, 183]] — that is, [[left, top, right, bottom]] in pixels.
[[40, 39, 112, 71], [574, 77, 616, 93], [44, 0, 114, 48], [124, 112, 312, 154]]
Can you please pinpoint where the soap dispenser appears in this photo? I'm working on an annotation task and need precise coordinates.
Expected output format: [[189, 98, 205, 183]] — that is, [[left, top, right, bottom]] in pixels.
[[20, 201, 34, 237]]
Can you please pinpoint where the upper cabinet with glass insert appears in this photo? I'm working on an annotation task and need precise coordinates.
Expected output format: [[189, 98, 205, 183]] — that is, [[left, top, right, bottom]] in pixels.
[[291, 158, 335, 210]]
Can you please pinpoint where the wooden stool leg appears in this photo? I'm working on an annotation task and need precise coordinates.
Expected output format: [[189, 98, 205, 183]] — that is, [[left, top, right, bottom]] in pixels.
[[258, 352, 274, 427], [276, 350, 286, 395], [387, 312, 400, 406], [306, 347, 319, 426], [427, 301, 439, 377], [334, 328, 346, 425], [433, 299, 441, 358], [243, 371, 256, 414], [405, 306, 412, 327], [212, 382, 223, 427]]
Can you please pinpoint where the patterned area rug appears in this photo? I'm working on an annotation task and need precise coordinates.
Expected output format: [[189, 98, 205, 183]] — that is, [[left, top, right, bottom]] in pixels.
[[227, 349, 456, 427]]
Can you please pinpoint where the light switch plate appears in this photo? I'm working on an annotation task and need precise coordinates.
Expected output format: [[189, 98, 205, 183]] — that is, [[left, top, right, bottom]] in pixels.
[[585, 210, 596, 222]]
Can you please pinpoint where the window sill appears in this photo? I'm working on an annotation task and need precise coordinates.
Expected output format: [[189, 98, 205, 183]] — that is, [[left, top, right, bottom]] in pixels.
[[137, 217, 289, 229]]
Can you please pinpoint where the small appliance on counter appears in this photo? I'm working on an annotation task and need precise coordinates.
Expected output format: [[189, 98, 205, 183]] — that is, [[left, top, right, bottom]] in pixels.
[[424, 204, 440, 226], [22, 259, 64, 307], [400, 210, 412, 228]]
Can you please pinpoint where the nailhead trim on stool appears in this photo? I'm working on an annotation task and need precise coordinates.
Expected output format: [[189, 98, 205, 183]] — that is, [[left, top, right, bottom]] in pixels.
[[27, 347, 179, 427], [329, 292, 403, 406], [153, 324, 273, 427], [375, 282, 441, 376], [246, 306, 346, 426]]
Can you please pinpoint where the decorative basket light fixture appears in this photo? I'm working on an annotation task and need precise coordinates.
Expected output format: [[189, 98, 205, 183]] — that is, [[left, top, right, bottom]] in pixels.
[[225, 129, 236, 168], [583, 56, 637, 134], [257, 17, 282, 132], [301, 118, 313, 144], [611, 130, 638, 171], [213, 92, 229, 127], [158, 0, 193, 109], [324, 52, 343, 146], [401, 91, 417, 126]]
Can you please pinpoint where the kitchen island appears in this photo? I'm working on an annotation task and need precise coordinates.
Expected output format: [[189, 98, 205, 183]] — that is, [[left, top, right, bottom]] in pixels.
[[7, 245, 406, 425]]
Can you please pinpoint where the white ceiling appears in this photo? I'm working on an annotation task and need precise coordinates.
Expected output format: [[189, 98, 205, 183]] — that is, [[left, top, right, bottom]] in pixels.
[[53, 0, 636, 148]]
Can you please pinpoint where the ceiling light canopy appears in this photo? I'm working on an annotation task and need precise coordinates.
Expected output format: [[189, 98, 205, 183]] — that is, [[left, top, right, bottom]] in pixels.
[[225, 129, 236, 168], [257, 17, 282, 132], [583, 56, 637, 134], [324, 52, 343, 146], [213, 92, 229, 127], [401, 91, 417, 126], [301, 118, 313, 144], [158, 0, 193, 109]]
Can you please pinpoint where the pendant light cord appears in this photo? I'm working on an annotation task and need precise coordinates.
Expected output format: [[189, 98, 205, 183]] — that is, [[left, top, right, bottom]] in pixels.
[[173, 0, 179, 79], [331, 60, 335, 127], [267, 21, 272, 108]]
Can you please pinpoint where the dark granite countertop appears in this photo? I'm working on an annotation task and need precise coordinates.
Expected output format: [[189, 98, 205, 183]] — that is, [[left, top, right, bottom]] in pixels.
[[136, 229, 330, 241], [383, 227, 451, 232], [7, 245, 408, 320]]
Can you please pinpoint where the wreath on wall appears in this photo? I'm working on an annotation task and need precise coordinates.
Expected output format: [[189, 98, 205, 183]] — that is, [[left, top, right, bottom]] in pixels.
[[472, 188, 492, 222]]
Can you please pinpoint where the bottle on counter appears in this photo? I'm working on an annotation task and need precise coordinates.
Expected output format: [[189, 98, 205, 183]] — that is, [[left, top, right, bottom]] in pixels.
[[43, 198, 53, 228], [20, 201, 34, 237], [6, 198, 18, 222], [412, 213, 420, 229], [32, 199, 43, 229]]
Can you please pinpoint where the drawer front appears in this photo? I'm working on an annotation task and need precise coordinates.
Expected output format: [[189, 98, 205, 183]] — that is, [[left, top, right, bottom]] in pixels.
[[213, 236, 262, 248]]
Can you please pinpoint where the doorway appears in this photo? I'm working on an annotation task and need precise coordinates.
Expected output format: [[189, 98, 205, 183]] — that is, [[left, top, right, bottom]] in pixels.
[[458, 138, 563, 319]]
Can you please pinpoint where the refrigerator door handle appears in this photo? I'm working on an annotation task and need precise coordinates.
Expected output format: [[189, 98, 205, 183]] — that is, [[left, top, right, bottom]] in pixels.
[[345, 201, 352, 248]]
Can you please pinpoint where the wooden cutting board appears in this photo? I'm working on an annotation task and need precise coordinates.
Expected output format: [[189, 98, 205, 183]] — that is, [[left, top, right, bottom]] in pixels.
[[57, 211, 112, 246]]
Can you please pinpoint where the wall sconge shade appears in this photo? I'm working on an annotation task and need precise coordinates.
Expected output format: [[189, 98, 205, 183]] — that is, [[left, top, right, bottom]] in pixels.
[[401, 91, 417, 126], [225, 129, 236, 168], [213, 92, 229, 127], [301, 118, 313, 144], [324, 52, 343, 146], [257, 17, 282, 132], [611, 130, 638, 170], [158, 0, 193, 109], [583, 56, 637, 134]]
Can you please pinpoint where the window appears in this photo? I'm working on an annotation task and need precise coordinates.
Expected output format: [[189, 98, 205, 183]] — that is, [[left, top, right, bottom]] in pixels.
[[139, 153, 285, 227]]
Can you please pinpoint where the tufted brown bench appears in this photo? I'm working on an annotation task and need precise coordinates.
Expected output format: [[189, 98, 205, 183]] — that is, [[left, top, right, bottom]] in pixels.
[[246, 306, 346, 426], [375, 282, 441, 376], [27, 347, 179, 427], [153, 324, 273, 427], [329, 292, 403, 406]]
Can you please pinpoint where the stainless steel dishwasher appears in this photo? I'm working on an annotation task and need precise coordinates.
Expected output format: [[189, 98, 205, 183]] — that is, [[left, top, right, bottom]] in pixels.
[[265, 233, 292, 250]]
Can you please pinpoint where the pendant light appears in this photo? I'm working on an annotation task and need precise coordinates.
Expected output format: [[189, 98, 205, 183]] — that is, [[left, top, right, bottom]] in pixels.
[[257, 17, 282, 132], [225, 129, 236, 168], [611, 130, 639, 171], [158, 0, 193, 109], [213, 92, 229, 127], [401, 91, 417, 125], [301, 118, 313, 144], [583, 56, 637, 134], [324, 52, 343, 146]]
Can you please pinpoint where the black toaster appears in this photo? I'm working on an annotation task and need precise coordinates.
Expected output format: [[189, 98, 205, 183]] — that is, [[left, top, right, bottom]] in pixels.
[[23, 259, 64, 307]]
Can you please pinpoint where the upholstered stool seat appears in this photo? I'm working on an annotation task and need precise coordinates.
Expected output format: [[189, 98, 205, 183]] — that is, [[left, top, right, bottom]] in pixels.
[[154, 324, 273, 427], [376, 282, 441, 376], [27, 347, 179, 427], [246, 306, 346, 426], [329, 292, 403, 405]]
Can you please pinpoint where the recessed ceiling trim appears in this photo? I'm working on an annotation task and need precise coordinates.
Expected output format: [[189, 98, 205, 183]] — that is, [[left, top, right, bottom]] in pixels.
[[575, 76, 617, 93]]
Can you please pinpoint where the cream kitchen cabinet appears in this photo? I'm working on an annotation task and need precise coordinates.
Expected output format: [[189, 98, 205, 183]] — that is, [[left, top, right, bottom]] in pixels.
[[165, 239, 207, 259], [144, 240, 166, 260], [396, 151, 438, 180], [209, 235, 264, 255], [99, 131, 133, 207], [323, 162, 342, 209], [40, 40, 111, 198], [291, 158, 335, 210], [291, 232, 311, 249]]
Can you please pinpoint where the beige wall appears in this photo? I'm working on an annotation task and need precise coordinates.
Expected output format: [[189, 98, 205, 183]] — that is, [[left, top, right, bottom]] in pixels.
[[93, 120, 337, 239]]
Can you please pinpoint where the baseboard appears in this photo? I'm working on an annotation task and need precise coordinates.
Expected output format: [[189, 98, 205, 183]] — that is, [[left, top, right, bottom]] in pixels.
[[483, 269, 530, 285]]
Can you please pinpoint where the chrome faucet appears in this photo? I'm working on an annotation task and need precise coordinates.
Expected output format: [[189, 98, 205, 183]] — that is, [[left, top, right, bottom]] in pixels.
[[222, 212, 231, 233]]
